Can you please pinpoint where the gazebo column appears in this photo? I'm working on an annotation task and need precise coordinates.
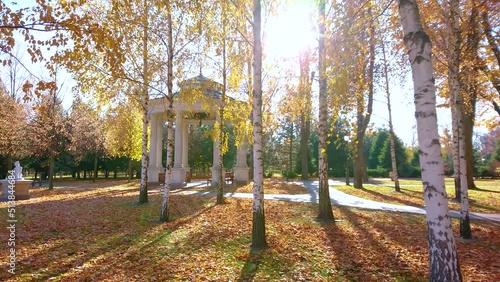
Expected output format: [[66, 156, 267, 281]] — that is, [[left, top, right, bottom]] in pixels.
[[171, 112, 186, 187], [147, 113, 161, 182], [156, 115, 164, 181], [211, 135, 224, 186], [182, 122, 190, 182], [234, 135, 250, 184], [211, 115, 224, 186]]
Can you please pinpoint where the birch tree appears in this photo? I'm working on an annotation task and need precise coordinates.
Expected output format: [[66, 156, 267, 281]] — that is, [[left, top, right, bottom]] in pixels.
[[447, 0, 471, 239], [382, 41, 400, 192], [317, 0, 334, 222], [398, 0, 462, 280], [251, 0, 268, 250], [157, 1, 205, 221], [299, 48, 314, 180]]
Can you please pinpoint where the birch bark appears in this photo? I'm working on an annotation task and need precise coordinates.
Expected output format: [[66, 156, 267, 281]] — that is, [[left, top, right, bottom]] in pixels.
[[251, 0, 267, 250], [139, 0, 149, 204], [160, 2, 174, 222], [317, 0, 334, 221], [398, 0, 462, 280], [382, 41, 400, 192]]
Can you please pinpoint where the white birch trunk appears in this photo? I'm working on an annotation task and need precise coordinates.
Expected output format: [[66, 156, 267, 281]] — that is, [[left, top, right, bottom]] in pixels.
[[217, 14, 227, 205], [139, 0, 149, 204], [251, 0, 267, 250], [317, 0, 334, 221], [448, 0, 471, 239], [382, 41, 400, 192], [398, 0, 462, 280], [160, 3, 174, 222], [451, 105, 461, 200]]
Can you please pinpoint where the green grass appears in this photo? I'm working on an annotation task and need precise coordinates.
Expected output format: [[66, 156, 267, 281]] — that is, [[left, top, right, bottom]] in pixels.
[[335, 178, 500, 213]]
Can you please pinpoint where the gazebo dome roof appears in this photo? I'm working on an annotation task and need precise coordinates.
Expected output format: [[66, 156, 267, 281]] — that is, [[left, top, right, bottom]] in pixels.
[[174, 74, 223, 99]]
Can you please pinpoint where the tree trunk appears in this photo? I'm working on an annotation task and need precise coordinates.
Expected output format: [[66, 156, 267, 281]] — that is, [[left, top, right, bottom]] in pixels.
[[128, 157, 132, 183], [398, 0, 462, 280], [93, 154, 98, 183], [451, 106, 460, 201], [463, 1, 480, 191], [300, 115, 310, 180], [288, 121, 293, 181], [217, 110, 225, 204], [217, 18, 227, 205], [251, 0, 268, 251], [345, 146, 350, 186], [353, 7, 375, 188], [7, 154, 12, 172], [447, 0, 471, 239], [48, 154, 54, 190], [160, 2, 174, 222], [464, 111, 476, 190], [139, 0, 149, 205], [353, 139, 364, 189], [382, 41, 400, 192], [299, 50, 312, 181], [317, 0, 334, 222]]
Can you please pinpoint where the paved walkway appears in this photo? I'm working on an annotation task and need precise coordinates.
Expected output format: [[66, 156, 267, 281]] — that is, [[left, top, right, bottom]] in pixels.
[[25, 179, 500, 223], [173, 179, 500, 223]]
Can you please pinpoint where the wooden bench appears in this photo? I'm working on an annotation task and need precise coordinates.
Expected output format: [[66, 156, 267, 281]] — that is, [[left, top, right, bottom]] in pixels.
[[205, 172, 234, 186], [225, 172, 234, 184]]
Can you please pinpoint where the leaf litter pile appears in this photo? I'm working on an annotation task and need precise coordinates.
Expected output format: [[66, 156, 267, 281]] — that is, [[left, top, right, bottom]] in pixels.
[[0, 180, 498, 281]]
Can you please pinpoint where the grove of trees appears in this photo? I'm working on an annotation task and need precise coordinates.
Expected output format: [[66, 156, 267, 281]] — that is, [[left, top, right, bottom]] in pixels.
[[1, 0, 499, 280]]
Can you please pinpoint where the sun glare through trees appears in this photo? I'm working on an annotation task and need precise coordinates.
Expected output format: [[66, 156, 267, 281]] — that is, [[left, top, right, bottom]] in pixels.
[[0, 0, 499, 281]]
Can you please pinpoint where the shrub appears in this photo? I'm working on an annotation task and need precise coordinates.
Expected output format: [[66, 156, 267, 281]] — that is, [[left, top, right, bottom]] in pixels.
[[367, 167, 389, 178], [476, 166, 493, 178], [490, 161, 500, 178], [282, 170, 297, 178]]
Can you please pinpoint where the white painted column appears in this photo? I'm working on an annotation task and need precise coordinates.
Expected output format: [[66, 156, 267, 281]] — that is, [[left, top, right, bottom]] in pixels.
[[149, 113, 157, 168], [174, 113, 183, 168], [147, 113, 159, 182], [212, 137, 220, 168], [211, 136, 221, 186], [155, 115, 163, 168], [171, 112, 186, 186], [234, 134, 250, 184], [236, 138, 247, 168], [182, 122, 189, 168], [182, 121, 190, 182], [211, 115, 222, 186]]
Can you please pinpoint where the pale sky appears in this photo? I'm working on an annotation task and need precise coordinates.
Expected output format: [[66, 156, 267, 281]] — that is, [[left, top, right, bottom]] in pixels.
[[3, 0, 493, 147]]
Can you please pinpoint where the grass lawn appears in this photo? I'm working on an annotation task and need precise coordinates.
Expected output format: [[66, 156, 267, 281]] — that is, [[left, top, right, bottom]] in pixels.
[[0, 180, 498, 281], [335, 178, 500, 214]]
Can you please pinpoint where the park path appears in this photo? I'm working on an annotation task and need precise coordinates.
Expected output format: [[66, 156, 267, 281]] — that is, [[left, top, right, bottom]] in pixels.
[[174, 179, 500, 223]]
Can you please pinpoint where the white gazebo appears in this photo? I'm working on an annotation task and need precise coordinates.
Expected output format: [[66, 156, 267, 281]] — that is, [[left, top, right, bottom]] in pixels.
[[147, 74, 250, 187]]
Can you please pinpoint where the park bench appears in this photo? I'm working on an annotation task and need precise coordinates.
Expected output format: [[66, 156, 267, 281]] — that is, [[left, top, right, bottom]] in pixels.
[[205, 172, 234, 186]]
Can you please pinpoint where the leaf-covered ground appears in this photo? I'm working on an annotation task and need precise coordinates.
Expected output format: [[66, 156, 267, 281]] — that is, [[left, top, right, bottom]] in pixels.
[[0, 180, 498, 281], [193, 179, 308, 194], [335, 178, 500, 214]]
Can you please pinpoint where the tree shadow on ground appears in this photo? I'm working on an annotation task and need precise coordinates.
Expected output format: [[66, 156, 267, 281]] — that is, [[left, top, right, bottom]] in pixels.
[[321, 207, 427, 281], [238, 251, 264, 282], [470, 187, 500, 194], [366, 179, 387, 185], [360, 187, 422, 207], [0, 190, 214, 281]]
